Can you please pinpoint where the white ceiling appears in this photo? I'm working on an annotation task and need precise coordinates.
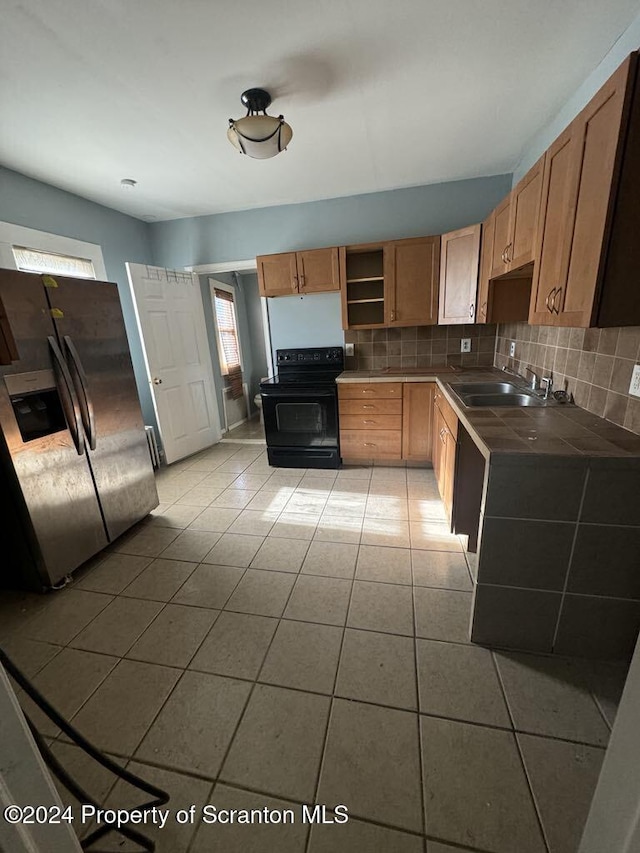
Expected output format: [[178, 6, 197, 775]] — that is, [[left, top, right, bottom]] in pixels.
[[2, 0, 639, 221]]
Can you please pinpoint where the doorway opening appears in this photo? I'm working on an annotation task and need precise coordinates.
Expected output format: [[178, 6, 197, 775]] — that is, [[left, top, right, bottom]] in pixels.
[[205, 271, 271, 444]]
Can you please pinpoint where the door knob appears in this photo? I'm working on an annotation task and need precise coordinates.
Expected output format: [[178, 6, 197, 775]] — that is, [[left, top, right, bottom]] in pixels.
[[153, 377, 163, 385]]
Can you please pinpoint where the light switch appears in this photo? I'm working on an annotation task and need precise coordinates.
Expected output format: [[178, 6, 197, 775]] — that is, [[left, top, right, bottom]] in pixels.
[[629, 364, 640, 398], [509, 341, 516, 357], [460, 338, 471, 353], [345, 343, 355, 357]]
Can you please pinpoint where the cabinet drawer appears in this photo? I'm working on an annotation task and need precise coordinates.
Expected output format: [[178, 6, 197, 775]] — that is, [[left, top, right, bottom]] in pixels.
[[338, 382, 402, 400], [433, 389, 459, 439], [339, 398, 403, 416], [340, 414, 402, 431], [340, 429, 402, 459]]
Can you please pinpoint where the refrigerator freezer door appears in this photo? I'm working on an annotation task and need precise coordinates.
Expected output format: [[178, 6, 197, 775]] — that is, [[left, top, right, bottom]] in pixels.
[[0, 271, 108, 587], [48, 277, 158, 540]]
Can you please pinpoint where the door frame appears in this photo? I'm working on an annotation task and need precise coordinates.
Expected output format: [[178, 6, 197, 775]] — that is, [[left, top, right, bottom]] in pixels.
[[209, 277, 250, 431], [189, 259, 273, 380]]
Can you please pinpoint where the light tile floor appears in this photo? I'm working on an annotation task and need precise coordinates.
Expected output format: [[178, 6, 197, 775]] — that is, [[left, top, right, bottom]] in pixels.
[[0, 441, 631, 853], [221, 414, 266, 443]]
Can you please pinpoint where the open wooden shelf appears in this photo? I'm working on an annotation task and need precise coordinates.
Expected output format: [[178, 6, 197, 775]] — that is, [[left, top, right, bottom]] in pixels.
[[346, 276, 384, 284], [347, 298, 384, 304]]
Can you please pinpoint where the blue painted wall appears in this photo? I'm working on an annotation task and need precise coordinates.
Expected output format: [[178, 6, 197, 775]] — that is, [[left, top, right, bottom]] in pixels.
[[513, 12, 640, 182], [148, 174, 512, 268], [148, 173, 513, 357], [267, 292, 344, 360], [0, 166, 156, 427]]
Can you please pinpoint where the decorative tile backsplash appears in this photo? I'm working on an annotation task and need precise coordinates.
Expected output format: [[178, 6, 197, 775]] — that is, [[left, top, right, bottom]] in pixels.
[[344, 324, 497, 371], [343, 321, 640, 436], [495, 323, 640, 435]]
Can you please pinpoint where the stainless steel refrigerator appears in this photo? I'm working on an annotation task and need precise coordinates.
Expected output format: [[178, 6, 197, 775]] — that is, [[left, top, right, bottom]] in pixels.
[[0, 268, 159, 590]]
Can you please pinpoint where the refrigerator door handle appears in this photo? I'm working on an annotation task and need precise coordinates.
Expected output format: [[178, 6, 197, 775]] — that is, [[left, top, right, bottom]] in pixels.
[[47, 335, 85, 456], [63, 335, 97, 450]]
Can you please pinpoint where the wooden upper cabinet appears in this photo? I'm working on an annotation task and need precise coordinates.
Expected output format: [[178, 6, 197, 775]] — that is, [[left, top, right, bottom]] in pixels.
[[296, 248, 340, 293], [257, 252, 298, 297], [340, 243, 386, 329], [556, 59, 631, 326], [257, 247, 339, 297], [530, 54, 636, 326], [490, 196, 511, 278], [529, 124, 582, 324], [489, 159, 543, 280], [402, 382, 435, 461], [476, 213, 494, 324], [509, 157, 544, 269], [385, 236, 440, 327], [438, 224, 481, 325]]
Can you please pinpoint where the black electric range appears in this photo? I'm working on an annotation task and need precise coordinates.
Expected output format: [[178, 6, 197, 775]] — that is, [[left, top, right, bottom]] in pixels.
[[260, 347, 344, 469]]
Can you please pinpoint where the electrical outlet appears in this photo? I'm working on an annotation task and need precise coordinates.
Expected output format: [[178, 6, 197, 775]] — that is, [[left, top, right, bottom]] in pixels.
[[460, 338, 471, 353], [345, 343, 355, 357], [629, 364, 640, 398], [509, 341, 516, 357]]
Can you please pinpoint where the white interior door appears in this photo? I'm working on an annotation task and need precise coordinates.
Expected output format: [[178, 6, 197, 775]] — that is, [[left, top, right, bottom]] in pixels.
[[126, 263, 221, 464]]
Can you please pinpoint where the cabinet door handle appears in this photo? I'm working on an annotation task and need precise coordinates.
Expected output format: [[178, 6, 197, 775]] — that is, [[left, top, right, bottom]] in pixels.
[[299, 274, 305, 288], [390, 310, 396, 321], [480, 300, 487, 318], [362, 389, 374, 393], [292, 275, 299, 291], [506, 242, 513, 263], [362, 405, 374, 409], [545, 287, 556, 312], [363, 419, 375, 424], [469, 302, 475, 319], [364, 442, 376, 447], [553, 287, 562, 314]]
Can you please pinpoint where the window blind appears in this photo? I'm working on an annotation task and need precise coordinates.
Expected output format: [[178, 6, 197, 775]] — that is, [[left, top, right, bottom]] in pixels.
[[12, 246, 96, 279], [214, 288, 241, 374]]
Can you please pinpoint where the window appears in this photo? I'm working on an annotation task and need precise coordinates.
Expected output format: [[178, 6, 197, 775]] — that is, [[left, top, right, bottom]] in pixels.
[[213, 287, 241, 375], [12, 246, 96, 279]]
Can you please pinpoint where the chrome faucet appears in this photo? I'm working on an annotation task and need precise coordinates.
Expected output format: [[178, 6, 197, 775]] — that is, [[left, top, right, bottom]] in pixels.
[[540, 376, 553, 400], [524, 367, 539, 391]]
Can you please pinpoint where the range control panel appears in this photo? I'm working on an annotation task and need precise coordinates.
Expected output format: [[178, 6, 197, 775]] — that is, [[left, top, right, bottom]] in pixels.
[[276, 347, 344, 365]]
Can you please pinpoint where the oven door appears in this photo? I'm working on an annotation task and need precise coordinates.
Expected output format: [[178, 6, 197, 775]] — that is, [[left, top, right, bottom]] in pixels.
[[261, 389, 338, 448]]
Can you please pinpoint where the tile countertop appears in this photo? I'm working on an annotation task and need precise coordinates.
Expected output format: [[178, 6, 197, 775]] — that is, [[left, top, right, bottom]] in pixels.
[[336, 368, 640, 459]]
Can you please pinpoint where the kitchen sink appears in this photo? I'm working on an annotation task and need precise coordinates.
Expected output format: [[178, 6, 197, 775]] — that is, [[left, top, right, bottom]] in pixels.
[[460, 393, 545, 407], [449, 378, 549, 408], [453, 382, 521, 395]]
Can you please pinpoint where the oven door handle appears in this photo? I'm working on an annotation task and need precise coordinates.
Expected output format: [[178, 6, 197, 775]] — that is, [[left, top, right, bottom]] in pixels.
[[260, 390, 336, 399]]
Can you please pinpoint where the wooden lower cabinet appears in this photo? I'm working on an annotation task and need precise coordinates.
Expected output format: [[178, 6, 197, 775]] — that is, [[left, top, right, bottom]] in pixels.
[[402, 383, 435, 461], [340, 429, 402, 460], [338, 381, 435, 462], [432, 389, 458, 524], [341, 414, 402, 431], [338, 382, 403, 460]]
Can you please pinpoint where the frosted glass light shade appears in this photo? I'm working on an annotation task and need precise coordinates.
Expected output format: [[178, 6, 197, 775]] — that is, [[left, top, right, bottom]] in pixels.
[[227, 115, 293, 159]]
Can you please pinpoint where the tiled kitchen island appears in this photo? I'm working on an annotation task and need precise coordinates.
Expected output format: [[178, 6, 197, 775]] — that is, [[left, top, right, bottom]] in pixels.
[[337, 368, 640, 660]]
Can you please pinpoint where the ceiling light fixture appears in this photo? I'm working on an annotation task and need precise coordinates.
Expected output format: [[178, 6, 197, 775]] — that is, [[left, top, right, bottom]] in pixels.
[[120, 178, 137, 190], [227, 88, 293, 160]]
